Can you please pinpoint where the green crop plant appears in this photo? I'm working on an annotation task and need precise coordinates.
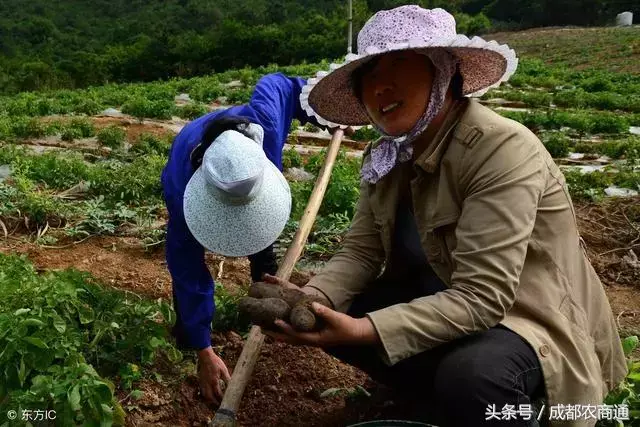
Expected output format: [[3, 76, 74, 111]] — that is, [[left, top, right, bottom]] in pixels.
[[97, 125, 127, 149], [304, 149, 361, 219], [597, 336, 640, 426], [60, 126, 83, 142], [351, 126, 381, 142], [521, 91, 553, 108], [282, 148, 303, 170], [176, 102, 209, 120], [562, 165, 640, 203], [130, 133, 172, 157], [590, 114, 629, 134], [572, 137, 640, 160], [554, 89, 589, 109], [580, 76, 616, 93], [226, 88, 252, 105], [10, 117, 47, 139], [0, 145, 166, 206], [304, 212, 352, 260], [303, 123, 320, 133], [134, 85, 175, 103], [121, 97, 175, 121], [9, 149, 90, 190], [86, 155, 166, 204], [64, 197, 137, 239], [542, 133, 570, 158], [189, 81, 224, 103], [0, 178, 72, 231], [0, 253, 181, 426], [289, 119, 301, 133], [499, 110, 631, 136], [72, 98, 102, 116], [210, 283, 251, 334], [0, 116, 10, 140], [69, 118, 96, 138]]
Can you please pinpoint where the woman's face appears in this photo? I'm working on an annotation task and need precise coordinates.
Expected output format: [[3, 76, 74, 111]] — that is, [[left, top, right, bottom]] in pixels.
[[359, 51, 435, 136]]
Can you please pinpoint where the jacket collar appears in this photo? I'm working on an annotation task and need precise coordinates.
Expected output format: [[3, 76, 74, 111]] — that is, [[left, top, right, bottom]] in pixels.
[[413, 97, 470, 174]]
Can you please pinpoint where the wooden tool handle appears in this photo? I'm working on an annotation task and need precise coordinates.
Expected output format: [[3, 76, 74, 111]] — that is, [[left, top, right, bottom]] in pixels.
[[210, 129, 345, 427], [275, 129, 344, 280]]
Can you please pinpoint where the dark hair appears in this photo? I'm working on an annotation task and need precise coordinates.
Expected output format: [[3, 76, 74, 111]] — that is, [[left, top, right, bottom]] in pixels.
[[450, 66, 465, 100], [351, 57, 381, 101], [190, 115, 253, 170]]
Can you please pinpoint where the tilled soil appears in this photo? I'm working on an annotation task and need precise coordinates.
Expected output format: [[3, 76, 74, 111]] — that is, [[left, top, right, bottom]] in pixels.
[[1, 197, 639, 426], [0, 236, 389, 426]]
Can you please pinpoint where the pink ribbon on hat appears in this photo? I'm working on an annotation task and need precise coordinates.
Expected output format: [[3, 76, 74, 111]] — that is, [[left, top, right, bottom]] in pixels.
[[360, 49, 459, 184]]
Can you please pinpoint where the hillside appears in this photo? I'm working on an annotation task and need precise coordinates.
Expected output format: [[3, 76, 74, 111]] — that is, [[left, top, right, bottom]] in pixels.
[[1, 0, 638, 94], [489, 25, 640, 74]]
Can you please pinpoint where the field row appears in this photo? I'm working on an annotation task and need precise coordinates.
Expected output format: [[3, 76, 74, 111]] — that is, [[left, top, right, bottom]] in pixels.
[[1, 59, 639, 121]]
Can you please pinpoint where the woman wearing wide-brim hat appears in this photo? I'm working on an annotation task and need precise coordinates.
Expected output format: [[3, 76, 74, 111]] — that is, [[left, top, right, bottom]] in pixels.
[[262, 6, 628, 427]]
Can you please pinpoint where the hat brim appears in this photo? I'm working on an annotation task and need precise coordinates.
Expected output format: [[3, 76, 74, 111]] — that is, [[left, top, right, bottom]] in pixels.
[[183, 161, 291, 257], [300, 35, 518, 127]]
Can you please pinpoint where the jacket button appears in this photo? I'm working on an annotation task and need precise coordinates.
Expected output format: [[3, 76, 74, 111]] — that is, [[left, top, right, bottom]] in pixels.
[[539, 344, 550, 357]]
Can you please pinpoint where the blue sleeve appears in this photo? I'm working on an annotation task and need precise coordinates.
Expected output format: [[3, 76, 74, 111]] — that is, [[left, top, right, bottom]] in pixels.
[[162, 171, 214, 351], [248, 73, 327, 169]]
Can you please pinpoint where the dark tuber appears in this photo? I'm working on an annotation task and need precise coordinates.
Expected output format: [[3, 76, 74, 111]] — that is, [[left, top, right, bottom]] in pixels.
[[239, 282, 330, 332]]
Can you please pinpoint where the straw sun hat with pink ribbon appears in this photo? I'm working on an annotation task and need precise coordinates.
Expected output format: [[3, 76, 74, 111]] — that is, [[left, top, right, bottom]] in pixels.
[[299, 5, 518, 129]]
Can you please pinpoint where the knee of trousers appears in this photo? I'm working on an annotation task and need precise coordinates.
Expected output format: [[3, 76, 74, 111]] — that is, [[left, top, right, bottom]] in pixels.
[[432, 356, 520, 407]]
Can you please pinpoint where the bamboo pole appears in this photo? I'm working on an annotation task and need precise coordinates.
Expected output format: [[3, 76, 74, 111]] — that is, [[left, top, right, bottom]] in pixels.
[[210, 129, 345, 427]]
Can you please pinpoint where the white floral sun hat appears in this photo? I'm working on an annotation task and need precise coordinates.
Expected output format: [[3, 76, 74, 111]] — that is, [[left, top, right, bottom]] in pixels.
[[299, 5, 518, 128]]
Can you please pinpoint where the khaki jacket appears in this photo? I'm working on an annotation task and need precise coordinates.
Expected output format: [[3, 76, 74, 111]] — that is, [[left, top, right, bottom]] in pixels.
[[305, 99, 628, 426]]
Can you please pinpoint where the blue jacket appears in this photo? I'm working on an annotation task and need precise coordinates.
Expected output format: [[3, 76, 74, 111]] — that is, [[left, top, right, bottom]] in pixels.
[[160, 73, 321, 350]]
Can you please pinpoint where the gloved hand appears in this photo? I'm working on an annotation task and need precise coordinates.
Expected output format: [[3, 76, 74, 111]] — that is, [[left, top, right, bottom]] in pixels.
[[238, 280, 331, 332]]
